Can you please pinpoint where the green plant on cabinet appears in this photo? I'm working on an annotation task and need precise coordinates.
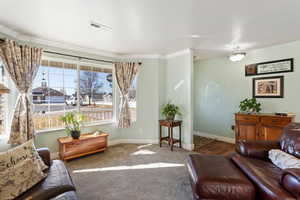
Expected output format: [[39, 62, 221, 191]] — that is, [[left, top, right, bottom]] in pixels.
[[239, 98, 262, 113]]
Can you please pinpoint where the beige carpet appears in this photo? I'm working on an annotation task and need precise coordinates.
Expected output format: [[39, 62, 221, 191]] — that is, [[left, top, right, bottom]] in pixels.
[[66, 143, 197, 200]]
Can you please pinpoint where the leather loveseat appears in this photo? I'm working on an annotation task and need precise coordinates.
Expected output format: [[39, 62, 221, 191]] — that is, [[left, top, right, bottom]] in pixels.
[[232, 122, 300, 200], [187, 123, 300, 200], [15, 147, 79, 200]]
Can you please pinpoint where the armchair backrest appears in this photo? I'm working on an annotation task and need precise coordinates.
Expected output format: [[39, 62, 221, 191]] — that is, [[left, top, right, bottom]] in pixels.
[[280, 123, 300, 158]]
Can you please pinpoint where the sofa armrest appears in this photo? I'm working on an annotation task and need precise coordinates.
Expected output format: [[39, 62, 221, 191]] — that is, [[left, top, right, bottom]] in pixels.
[[236, 140, 280, 160], [281, 169, 300, 198], [37, 147, 51, 166]]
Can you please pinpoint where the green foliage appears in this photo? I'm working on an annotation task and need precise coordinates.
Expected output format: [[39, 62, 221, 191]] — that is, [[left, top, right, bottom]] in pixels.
[[60, 112, 85, 136], [161, 103, 182, 118], [239, 98, 262, 113]]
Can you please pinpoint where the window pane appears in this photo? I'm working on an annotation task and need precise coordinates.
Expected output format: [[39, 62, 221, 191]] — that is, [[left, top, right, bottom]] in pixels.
[[0, 64, 5, 135], [129, 76, 137, 121], [79, 66, 113, 123], [32, 62, 77, 131], [32, 60, 114, 132]]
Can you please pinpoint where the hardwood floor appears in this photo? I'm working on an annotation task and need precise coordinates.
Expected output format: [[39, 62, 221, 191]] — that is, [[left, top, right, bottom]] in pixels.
[[193, 135, 235, 156]]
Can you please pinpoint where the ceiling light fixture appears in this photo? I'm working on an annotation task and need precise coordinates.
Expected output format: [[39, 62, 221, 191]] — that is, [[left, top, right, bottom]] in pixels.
[[229, 46, 246, 62], [90, 21, 112, 31], [189, 34, 201, 38]]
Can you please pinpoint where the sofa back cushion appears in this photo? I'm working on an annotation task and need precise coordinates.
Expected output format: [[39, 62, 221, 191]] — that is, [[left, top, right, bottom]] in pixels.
[[280, 123, 300, 158], [0, 140, 47, 199]]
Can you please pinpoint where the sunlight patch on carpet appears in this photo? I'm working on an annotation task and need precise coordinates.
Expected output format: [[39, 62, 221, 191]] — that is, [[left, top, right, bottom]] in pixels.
[[137, 144, 153, 149], [73, 162, 184, 173], [131, 149, 156, 155]]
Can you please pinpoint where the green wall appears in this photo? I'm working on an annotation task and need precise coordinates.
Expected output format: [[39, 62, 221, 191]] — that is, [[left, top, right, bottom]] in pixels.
[[117, 58, 164, 141], [194, 41, 300, 139], [165, 50, 194, 148]]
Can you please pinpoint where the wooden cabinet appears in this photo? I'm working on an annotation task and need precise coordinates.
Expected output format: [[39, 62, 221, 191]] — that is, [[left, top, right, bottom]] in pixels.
[[235, 113, 294, 142], [58, 133, 108, 161]]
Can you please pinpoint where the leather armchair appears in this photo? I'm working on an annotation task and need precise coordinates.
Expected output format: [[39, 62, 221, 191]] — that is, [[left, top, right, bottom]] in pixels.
[[236, 140, 280, 160], [15, 147, 79, 200], [37, 147, 52, 166], [281, 168, 300, 198]]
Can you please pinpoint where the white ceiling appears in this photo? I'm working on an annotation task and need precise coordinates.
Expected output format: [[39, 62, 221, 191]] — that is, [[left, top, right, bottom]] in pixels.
[[0, 0, 300, 59]]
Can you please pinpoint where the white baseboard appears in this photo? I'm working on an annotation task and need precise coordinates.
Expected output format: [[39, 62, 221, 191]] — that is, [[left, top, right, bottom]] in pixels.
[[194, 131, 235, 144], [49, 139, 194, 159], [109, 139, 194, 151], [182, 143, 195, 151], [108, 139, 159, 146]]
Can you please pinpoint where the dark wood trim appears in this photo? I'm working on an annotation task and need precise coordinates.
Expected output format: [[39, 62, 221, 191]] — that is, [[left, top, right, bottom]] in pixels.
[[253, 76, 284, 98], [245, 58, 293, 76]]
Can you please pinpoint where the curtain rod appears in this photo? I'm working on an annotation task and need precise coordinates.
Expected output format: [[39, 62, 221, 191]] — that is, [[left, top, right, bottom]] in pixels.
[[0, 38, 142, 65]]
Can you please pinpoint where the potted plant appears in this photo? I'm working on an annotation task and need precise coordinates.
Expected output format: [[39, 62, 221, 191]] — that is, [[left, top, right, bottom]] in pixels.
[[60, 112, 85, 139], [161, 103, 182, 120], [239, 98, 262, 114]]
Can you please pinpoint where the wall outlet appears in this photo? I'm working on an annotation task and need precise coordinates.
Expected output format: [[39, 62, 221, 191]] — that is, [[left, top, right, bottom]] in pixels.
[[231, 125, 235, 131]]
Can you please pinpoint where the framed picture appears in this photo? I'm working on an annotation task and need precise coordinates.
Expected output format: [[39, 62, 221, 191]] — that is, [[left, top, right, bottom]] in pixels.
[[245, 58, 293, 76], [253, 76, 284, 98]]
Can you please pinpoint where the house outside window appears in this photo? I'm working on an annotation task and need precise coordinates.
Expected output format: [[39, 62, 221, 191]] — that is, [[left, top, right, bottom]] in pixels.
[[32, 58, 114, 132]]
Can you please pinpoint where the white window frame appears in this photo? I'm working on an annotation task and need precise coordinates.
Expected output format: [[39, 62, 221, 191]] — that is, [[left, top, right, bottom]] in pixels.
[[0, 62, 9, 140], [35, 55, 116, 134]]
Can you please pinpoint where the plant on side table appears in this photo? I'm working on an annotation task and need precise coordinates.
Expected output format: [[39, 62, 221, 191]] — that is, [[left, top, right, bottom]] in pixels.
[[239, 98, 262, 114], [60, 112, 85, 139], [161, 103, 182, 120]]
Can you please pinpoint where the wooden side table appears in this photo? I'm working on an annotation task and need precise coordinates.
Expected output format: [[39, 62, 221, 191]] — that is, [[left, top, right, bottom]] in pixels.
[[159, 120, 182, 151]]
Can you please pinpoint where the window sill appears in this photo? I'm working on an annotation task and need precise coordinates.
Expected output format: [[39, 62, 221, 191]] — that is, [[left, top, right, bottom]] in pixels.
[[35, 120, 116, 135]]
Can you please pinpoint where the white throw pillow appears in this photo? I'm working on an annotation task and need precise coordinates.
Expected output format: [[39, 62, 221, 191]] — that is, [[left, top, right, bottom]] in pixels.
[[269, 149, 300, 169], [0, 140, 48, 199]]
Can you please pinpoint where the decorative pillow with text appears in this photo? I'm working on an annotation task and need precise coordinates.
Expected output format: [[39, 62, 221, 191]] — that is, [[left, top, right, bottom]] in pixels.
[[0, 140, 48, 199]]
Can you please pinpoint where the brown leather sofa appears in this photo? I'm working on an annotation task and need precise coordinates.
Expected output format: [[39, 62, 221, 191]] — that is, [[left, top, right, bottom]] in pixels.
[[16, 147, 79, 200], [233, 122, 300, 200], [188, 123, 300, 200]]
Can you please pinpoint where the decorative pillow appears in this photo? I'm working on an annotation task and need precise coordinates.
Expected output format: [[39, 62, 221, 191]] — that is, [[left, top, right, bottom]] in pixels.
[[269, 149, 300, 169], [0, 140, 48, 199], [0, 158, 46, 200]]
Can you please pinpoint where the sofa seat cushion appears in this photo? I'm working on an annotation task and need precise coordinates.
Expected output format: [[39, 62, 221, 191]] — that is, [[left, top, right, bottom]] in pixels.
[[187, 154, 255, 200], [232, 153, 296, 200], [16, 160, 76, 200], [50, 191, 79, 200]]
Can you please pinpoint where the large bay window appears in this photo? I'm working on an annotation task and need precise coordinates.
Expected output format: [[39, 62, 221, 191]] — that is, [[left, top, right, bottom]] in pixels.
[[32, 58, 113, 132]]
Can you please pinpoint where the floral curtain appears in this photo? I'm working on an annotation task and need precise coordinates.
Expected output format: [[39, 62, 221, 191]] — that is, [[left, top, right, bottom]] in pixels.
[[0, 39, 43, 145], [114, 62, 138, 128]]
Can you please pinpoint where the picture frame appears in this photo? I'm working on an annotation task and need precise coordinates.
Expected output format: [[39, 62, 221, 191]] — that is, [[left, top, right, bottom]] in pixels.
[[245, 58, 293, 76], [253, 76, 284, 98]]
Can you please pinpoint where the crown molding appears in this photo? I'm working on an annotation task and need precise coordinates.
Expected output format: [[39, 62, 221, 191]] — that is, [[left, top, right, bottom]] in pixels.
[[118, 54, 164, 59], [0, 24, 195, 61], [0, 25, 19, 39], [165, 48, 192, 59], [0, 24, 119, 58], [19, 35, 119, 58]]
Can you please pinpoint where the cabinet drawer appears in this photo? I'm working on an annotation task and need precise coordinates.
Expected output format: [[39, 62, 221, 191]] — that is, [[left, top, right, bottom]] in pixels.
[[236, 115, 259, 123], [261, 117, 291, 127]]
